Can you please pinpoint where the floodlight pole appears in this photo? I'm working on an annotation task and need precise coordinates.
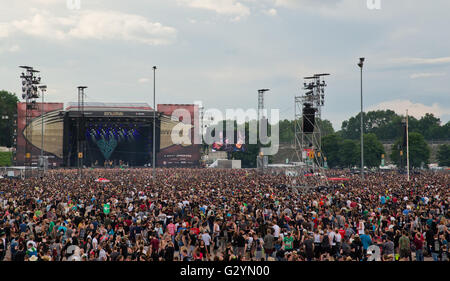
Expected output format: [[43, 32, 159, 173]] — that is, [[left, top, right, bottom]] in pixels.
[[153, 66, 157, 179], [77, 87, 80, 177], [406, 109, 410, 181], [258, 89, 270, 122], [358, 58, 365, 180], [257, 89, 269, 173], [77, 86, 87, 179], [40, 86, 47, 176], [41, 90, 44, 163]]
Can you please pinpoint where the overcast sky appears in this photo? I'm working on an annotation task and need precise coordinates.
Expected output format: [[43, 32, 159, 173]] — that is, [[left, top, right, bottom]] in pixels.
[[1, 0, 449, 130]]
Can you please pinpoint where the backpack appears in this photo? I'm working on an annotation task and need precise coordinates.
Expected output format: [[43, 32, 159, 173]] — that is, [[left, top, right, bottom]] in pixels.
[[322, 235, 330, 248], [333, 233, 338, 244]]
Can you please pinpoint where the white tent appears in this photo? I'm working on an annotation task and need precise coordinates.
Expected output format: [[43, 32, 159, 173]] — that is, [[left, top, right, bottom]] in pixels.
[[208, 160, 219, 168]]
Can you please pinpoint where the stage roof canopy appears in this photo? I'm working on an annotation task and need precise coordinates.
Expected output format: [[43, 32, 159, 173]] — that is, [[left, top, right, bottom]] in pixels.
[[66, 102, 153, 112]]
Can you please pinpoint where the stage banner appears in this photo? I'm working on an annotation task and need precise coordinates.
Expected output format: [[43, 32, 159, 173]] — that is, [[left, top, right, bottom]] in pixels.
[[16, 102, 64, 166], [157, 104, 201, 167]]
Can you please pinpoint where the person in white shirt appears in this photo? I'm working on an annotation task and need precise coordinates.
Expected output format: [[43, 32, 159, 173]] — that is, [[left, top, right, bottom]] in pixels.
[[328, 229, 337, 248], [201, 230, 212, 254], [92, 236, 98, 250], [27, 240, 37, 249], [213, 221, 220, 250], [272, 224, 280, 239], [334, 228, 342, 257], [358, 221, 365, 235], [98, 245, 107, 261], [246, 235, 253, 253]]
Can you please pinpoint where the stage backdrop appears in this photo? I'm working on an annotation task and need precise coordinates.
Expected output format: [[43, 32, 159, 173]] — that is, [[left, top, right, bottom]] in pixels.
[[16, 102, 64, 166], [157, 104, 201, 167]]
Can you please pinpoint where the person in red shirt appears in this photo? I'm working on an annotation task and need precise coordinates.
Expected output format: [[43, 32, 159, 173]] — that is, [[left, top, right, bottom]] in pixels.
[[191, 227, 200, 236], [338, 228, 346, 239], [150, 234, 160, 253], [285, 215, 291, 224], [193, 248, 203, 261], [313, 216, 319, 229], [413, 232, 425, 261]]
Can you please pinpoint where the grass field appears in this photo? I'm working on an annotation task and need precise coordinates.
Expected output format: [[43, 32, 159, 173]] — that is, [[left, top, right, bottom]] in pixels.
[[0, 151, 12, 167]]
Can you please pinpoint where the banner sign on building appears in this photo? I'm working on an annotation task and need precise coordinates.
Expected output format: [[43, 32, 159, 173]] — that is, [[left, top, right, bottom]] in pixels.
[[157, 104, 201, 167]]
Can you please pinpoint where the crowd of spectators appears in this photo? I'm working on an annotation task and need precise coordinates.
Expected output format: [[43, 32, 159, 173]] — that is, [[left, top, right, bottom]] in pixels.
[[0, 168, 448, 262]]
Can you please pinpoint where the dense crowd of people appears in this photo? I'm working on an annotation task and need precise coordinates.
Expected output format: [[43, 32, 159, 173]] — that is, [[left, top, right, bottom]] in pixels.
[[0, 168, 448, 262]]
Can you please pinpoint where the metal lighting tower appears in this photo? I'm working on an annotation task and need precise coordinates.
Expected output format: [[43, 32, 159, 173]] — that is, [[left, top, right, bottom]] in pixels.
[[257, 89, 270, 172], [406, 109, 410, 181], [293, 73, 329, 175], [20, 66, 42, 178], [258, 89, 270, 122], [358, 58, 365, 180], [152, 66, 157, 179], [77, 86, 87, 179]]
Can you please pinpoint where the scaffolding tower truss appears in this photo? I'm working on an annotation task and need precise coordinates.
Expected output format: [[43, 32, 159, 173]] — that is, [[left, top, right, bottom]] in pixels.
[[19, 66, 42, 178], [293, 73, 330, 174]]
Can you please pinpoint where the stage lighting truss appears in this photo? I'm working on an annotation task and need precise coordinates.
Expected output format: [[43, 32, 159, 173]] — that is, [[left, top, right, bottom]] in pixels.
[[19, 66, 46, 177], [85, 123, 141, 143], [20, 66, 43, 103], [293, 73, 330, 174], [301, 75, 327, 108]]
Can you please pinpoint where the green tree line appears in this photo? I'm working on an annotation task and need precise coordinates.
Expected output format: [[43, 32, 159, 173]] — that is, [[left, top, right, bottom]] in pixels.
[[322, 133, 385, 168], [322, 131, 435, 169], [341, 110, 449, 141], [0, 90, 19, 148], [437, 144, 450, 167]]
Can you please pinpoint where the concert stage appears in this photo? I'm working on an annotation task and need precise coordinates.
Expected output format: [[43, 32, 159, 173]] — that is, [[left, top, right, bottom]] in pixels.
[[63, 103, 160, 167], [16, 102, 201, 168]]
